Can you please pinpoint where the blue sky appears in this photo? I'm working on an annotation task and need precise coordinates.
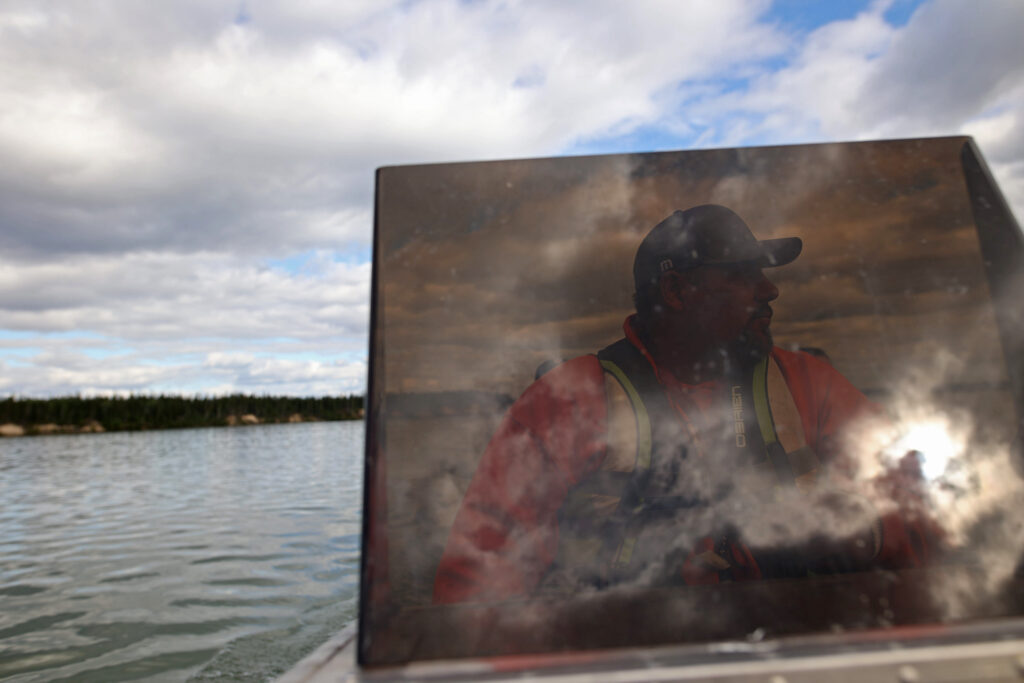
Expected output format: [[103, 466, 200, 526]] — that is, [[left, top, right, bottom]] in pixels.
[[0, 0, 1021, 397]]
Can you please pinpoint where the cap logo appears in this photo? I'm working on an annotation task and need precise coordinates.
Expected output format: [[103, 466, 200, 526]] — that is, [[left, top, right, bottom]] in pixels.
[[659, 259, 673, 272]]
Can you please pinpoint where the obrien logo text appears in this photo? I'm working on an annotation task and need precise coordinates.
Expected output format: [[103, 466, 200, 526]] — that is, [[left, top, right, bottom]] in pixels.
[[731, 385, 746, 447]]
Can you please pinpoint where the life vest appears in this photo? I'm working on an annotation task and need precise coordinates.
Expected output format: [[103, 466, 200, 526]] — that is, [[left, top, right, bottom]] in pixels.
[[542, 339, 821, 590]]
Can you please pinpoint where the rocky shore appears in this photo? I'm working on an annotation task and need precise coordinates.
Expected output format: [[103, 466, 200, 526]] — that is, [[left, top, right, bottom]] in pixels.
[[0, 420, 105, 437]]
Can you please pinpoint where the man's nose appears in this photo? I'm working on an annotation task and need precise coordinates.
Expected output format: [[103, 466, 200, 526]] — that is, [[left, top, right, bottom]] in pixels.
[[755, 272, 779, 302]]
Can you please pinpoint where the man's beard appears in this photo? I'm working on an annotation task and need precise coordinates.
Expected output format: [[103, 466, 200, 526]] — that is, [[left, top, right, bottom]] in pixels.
[[668, 314, 774, 381], [726, 326, 773, 371]]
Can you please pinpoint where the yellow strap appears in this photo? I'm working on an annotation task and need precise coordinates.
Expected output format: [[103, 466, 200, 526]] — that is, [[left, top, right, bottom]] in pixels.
[[600, 359, 652, 471], [751, 356, 776, 445], [766, 357, 809, 454], [616, 534, 638, 566], [600, 359, 654, 569]]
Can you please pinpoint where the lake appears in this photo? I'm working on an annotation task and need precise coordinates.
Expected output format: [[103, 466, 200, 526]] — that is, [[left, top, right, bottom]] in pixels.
[[0, 421, 363, 682]]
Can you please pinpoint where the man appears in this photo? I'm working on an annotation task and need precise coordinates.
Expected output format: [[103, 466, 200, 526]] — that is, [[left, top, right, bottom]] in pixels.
[[434, 205, 935, 603]]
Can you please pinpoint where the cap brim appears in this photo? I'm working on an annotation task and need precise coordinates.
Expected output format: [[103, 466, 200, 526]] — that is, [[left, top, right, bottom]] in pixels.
[[756, 237, 802, 268], [699, 236, 803, 268]]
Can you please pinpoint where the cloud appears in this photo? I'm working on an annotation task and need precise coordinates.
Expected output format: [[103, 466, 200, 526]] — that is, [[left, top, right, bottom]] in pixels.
[[689, 0, 1024, 216], [0, 352, 368, 397], [0, 251, 369, 339], [2, 0, 1023, 399], [0, 343, 368, 397], [0, 0, 794, 397], [0, 0, 789, 260], [0, 252, 369, 396], [857, 1, 1024, 132]]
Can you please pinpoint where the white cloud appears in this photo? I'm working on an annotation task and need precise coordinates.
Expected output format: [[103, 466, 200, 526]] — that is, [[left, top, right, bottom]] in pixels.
[[0, 350, 367, 397], [0, 251, 369, 396], [963, 110, 1020, 156], [857, 1, 1024, 132], [0, 251, 369, 340], [691, 0, 1024, 215], [0, 0, 788, 258], [1, 0, 1023, 396]]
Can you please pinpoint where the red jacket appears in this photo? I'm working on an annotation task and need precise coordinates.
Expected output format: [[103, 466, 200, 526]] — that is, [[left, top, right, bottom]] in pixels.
[[434, 318, 933, 603]]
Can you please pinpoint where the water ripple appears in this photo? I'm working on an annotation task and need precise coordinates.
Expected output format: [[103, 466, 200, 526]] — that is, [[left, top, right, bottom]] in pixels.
[[0, 421, 363, 682]]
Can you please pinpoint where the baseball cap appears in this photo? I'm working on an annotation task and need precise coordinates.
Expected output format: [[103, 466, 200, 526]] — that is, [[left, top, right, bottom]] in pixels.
[[633, 205, 803, 291]]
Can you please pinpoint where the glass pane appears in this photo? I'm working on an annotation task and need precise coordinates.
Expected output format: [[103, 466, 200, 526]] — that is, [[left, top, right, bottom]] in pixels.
[[361, 137, 1024, 665]]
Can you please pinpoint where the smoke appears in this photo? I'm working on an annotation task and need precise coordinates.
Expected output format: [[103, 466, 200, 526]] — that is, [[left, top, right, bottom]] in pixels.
[[394, 295, 1024, 655], [832, 309, 1024, 620]]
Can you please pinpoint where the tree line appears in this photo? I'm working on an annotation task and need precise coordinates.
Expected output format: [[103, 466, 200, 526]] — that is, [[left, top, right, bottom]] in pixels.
[[0, 394, 364, 433]]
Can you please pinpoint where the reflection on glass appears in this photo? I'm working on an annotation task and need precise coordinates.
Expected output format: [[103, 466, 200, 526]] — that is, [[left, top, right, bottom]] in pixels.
[[363, 138, 1024, 665]]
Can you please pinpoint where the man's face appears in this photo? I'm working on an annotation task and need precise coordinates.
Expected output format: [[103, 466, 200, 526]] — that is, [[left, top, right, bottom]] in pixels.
[[680, 263, 780, 358]]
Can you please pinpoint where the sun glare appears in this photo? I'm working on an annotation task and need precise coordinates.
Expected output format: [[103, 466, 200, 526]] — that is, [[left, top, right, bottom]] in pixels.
[[887, 419, 959, 480]]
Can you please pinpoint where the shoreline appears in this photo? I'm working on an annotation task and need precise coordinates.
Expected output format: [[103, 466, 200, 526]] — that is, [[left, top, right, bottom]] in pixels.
[[0, 413, 364, 438]]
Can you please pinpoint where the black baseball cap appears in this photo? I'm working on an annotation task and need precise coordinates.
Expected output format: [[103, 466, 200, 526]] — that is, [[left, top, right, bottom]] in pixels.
[[633, 205, 802, 291]]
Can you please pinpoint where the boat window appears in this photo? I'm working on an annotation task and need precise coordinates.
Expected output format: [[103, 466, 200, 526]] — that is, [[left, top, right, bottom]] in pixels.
[[360, 138, 1024, 665]]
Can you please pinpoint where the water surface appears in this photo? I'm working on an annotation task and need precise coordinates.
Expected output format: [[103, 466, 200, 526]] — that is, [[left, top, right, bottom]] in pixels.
[[0, 421, 362, 682]]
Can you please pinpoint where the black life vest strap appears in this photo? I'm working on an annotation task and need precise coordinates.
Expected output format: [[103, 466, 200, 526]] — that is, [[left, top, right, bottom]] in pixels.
[[596, 339, 674, 483], [595, 339, 678, 568]]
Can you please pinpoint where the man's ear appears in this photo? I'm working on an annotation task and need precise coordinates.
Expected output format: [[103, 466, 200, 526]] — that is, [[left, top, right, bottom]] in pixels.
[[658, 271, 690, 311]]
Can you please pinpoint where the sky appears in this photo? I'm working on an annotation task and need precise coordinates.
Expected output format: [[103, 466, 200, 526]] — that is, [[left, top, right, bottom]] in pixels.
[[1, 0, 1023, 398]]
